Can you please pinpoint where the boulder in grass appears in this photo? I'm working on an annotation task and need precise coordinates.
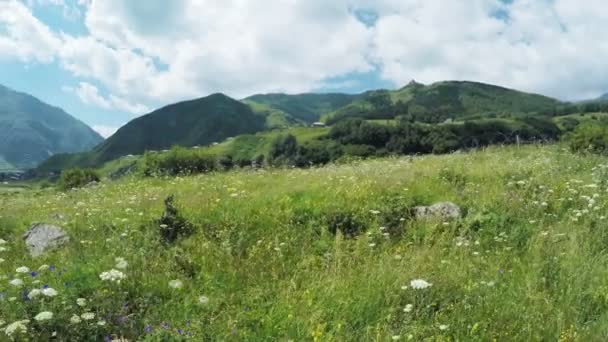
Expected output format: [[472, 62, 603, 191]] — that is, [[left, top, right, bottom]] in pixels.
[[414, 202, 462, 220], [23, 223, 70, 257]]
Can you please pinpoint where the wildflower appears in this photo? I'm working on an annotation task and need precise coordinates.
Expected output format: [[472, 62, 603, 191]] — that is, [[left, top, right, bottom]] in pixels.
[[369, 210, 381, 215], [34, 311, 53, 321], [70, 315, 81, 324], [198, 295, 209, 305], [115, 257, 128, 270], [403, 304, 414, 313], [0, 239, 6, 245], [410, 279, 433, 290], [99, 269, 126, 283], [392, 336, 401, 341], [97, 321, 106, 326], [81, 313, 95, 320], [9, 279, 23, 287], [0, 258, 4, 263], [42, 288, 58, 297], [169, 280, 183, 289], [439, 324, 449, 331], [28, 289, 42, 299], [4, 320, 29, 337], [16, 266, 30, 273], [38, 265, 49, 271], [77, 298, 87, 307]]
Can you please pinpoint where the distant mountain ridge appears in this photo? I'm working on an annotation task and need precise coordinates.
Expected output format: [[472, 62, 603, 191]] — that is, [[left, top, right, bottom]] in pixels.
[[244, 93, 364, 124], [40, 93, 270, 169], [38, 80, 569, 172], [322, 80, 562, 124], [0, 84, 103, 169]]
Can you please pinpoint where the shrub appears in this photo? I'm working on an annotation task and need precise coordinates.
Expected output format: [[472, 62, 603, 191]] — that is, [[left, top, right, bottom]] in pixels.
[[139, 146, 217, 176], [567, 123, 608, 155], [157, 195, 194, 244], [325, 210, 366, 238], [58, 168, 100, 190]]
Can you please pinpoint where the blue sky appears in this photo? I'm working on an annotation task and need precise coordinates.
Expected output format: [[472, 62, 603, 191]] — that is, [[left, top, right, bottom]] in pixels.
[[2, 0, 608, 137]]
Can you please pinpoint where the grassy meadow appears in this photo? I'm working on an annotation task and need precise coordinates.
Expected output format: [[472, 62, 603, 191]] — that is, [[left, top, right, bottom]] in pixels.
[[2, 144, 608, 340]]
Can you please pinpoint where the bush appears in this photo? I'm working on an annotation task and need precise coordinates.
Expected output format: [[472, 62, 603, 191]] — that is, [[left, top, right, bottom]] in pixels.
[[567, 123, 608, 155], [139, 146, 217, 176], [325, 210, 366, 238], [157, 195, 194, 244], [59, 168, 100, 190]]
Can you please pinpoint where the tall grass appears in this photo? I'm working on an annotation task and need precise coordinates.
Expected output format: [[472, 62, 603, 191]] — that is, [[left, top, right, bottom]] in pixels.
[[1, 145, 608, 340]]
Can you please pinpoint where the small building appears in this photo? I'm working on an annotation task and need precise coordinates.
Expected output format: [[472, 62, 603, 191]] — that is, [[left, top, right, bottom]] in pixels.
[[311, 122, 327, 128]]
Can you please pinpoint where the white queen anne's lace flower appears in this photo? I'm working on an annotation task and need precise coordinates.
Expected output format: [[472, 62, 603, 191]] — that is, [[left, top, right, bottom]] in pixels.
[[9, 279, 23, 287], [34, 312, 53, 321], [70, 315, 81, 324], [410, 279, 433, 290], [169, 280, 184, 289], [4, 320, 29, 337], [42, 288, 58, 297], [28, 289, 42, 299], [99, 269, 126, 283], [198, 295, 209, 305], [81, 312, 95, 320], [115, 257, 128, 270], [76, 298, 87, 307], [15, 266, 30, 273]]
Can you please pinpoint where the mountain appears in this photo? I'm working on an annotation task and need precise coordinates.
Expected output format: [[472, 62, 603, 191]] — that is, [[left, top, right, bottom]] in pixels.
[[244, 93, 363, 124], [0, 84, 103, 169], [39, 93, 268, 169], [322, 81, 562, 124]]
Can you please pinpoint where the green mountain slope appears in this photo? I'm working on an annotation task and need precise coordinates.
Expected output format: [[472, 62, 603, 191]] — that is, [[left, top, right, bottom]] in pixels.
[[323, 81, 562, 124], [0, 84, 103, 169], [244, 93, 363, 123], [39, 93, 268, 170]]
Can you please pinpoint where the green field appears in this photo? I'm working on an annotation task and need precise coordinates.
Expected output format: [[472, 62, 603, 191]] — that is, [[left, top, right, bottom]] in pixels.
[[3, 144, 608, 340]]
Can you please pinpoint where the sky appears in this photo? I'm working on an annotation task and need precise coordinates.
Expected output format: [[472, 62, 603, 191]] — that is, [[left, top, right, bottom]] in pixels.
[[2, 0, 608, 137]]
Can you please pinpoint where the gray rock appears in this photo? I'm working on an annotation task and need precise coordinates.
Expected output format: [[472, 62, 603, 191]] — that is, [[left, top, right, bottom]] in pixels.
[[22, 223, 70, 257], [414, 202, 462, 220]]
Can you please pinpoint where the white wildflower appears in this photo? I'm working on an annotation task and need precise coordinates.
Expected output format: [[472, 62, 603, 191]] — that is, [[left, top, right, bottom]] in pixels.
[[38, 265, 49, 271], [0, 239, 6, 245], [169, 280, 183, 289], [28, 289, 42, 299], [70, 315, 81, 324], [9, 279, 23, 287], [34, 312, 53, 321], [15, 266, 30, 273], [403, 304, 414, 313], [439, 324, 449, 331], [81, 312, 95, 320], [410, 279, 433, 290], [392, 336, 401, 340], [99, 269, 126, 283], [42, 288, 58, 297], [0, 258, 4, 263], [97, 320, 106, 326], [76, 298, 87, 307], [198, 295, 209, 305], [114, 257, 128, 270], [4, 320, 29, 337]]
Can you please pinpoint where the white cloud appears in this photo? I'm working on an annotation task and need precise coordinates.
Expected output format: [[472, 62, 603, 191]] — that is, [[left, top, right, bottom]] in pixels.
[[91, 124, 118, 138], [0, 1, 61, 63], [74, 82, 150, 115], [7, 0, 608, 111]]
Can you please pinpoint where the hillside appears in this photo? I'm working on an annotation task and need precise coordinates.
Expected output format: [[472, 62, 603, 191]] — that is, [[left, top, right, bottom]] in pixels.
[[244, 93, 363, 123], [0, 84, 103, 169], [40, 93, 268, 169], [4, 145, 608, 340], [322, 81, 562, 124]]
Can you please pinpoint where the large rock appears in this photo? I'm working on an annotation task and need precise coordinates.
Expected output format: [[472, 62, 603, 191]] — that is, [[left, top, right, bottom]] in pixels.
[[22, 223, 70, 257], [414, 202, 462, 220]]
